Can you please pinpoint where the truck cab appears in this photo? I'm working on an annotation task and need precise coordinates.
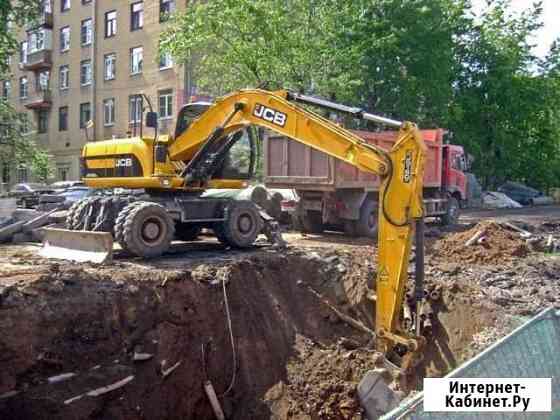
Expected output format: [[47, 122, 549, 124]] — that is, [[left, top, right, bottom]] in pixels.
[[442, 144, 468, 203]]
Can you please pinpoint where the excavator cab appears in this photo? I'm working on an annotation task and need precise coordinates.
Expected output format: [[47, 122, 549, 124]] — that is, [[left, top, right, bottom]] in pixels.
[[174, 102, 258, 182]]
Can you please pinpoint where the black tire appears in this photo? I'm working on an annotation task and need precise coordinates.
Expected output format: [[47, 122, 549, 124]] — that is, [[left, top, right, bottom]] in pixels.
[[175, 223, 202, 241], [114, 201, 141, 250], [343, 220, 358, 237], [69, 197, 97, 230], [122, 202, 175, 258], [441, 196, 460, 225], [355, 198, 378, 238], [216, 200, 261, 248], [301, 211, 324, 233], [65, 200, 83, 229]]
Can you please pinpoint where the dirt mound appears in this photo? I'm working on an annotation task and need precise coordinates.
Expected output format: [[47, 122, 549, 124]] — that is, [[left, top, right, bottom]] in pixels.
[[432, 221, 529, 264]]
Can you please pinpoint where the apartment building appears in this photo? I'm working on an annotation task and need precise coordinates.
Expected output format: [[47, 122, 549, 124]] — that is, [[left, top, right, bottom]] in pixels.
[[1, 0, 189, 190]]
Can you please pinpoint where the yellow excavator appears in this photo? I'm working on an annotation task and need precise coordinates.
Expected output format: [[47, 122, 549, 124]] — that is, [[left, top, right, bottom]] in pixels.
[[41, 89, 426, 370]]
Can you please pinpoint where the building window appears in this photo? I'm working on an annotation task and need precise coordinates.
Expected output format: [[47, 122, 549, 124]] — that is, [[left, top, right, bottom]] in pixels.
[[60, 26, 70, 52], [38, 110, 49, 134], [79, 102, 91, 128], [105, 10, 117, 38], [37, 70, 50, 91], [81, 18, 92, 46], [41, 0, 52, 14], [19, 76, 28, 99], [59, 65, 69, 89], [59, 106, 68, 131], [28, 30, 46, 53], [158, 90, 173, 119], [61, 0, 70, 12], [131, 2, 143, 30], [17, 166, 28, 183], [2, 81, 11, 99], [103, 98, 115, 126], [81, 0, 91, 4], [57, 167, 70, 181], [130, 46, 143, 74], [159, 52, 173, 70], [160, 0, 175, 22], [104, 53, 116, 80], [129, 95, 142, 123], [80, 60, 92, 86], [19, 41, 28, 64]]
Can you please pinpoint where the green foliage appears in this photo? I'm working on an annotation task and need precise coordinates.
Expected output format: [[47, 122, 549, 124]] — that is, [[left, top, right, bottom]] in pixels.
[[0, 0, 49, 183], [161, 0, 560, 190]]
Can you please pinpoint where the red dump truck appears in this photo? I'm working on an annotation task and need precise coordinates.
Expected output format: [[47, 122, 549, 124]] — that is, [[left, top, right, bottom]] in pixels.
[[264, 129, 469, 237]]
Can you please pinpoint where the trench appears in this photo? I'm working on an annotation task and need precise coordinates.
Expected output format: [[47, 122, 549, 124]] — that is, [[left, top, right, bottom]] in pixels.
[[0, 248, 498, 420]]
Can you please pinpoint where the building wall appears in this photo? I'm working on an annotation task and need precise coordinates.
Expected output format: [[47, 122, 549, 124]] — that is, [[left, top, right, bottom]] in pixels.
[[1, 0, 185, 191]]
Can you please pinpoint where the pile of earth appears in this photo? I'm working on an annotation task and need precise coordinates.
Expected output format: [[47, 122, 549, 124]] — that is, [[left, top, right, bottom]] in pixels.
[[431, 221, 529, 264]]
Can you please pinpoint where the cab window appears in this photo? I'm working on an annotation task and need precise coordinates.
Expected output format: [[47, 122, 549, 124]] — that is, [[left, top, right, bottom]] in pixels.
[[220, 131, 253, 179]]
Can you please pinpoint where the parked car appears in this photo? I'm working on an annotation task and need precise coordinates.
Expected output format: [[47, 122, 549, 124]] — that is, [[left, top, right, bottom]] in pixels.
[[38, 187, 96, 210], [9, 183, 56, 208], [57, 187, 95, 204], [498, 181, 543, 205], [50, 180, 85, 190]]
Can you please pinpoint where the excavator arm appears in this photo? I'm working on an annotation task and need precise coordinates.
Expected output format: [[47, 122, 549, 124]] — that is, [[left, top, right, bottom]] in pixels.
[[168, 89, 427, 361]]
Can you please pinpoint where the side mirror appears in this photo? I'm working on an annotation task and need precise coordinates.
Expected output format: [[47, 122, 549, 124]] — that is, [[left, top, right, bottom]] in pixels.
[[146, 111, 158, 128]]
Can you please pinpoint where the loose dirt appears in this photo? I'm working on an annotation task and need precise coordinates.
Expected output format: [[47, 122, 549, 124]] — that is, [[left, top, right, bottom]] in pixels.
[[432, 221, 529, 264], [0, 213, 559, 419]]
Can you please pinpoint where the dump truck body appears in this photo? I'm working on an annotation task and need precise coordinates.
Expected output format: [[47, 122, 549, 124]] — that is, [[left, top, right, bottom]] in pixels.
[[264, 129, 468, 236]]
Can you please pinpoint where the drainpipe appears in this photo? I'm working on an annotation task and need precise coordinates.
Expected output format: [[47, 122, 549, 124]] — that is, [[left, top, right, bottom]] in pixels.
[[91, 0, 97, 141]]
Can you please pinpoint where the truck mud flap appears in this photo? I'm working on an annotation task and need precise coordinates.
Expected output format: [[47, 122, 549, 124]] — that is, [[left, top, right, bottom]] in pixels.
[[39, 228, 113, 264]]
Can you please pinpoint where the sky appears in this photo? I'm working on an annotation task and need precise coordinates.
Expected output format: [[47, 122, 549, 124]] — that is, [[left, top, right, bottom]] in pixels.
[[471, 0, 560, 57]]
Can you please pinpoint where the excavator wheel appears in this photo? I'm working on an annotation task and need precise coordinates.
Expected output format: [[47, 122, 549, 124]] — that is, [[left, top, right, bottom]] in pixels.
[[175, 223, 202, 242], [121, 202, 175, 258], [114, 201, 142, 251], [215, 200, 262, 248], [65, 200, 84, 230], [68, 197, 98, 230], [301, 211, 324, 234]]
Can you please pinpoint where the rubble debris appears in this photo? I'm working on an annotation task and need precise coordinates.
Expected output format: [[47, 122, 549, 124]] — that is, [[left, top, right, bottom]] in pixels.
[[47, 372, 77, 384], [161, 360, 182, 378], [204, 380, 226, 420], [433, 221, 529, 264], [86, 375, 135, 397]]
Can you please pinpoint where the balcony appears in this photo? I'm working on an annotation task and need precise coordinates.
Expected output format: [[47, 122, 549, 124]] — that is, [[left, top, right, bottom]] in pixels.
[[26, 12, 53, 30], [23, 89, 52, 110], [23, 50, 52, 71]]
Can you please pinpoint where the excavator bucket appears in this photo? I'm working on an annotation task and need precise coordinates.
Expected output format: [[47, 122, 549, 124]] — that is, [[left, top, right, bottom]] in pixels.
[[39, 228, 114, 264]]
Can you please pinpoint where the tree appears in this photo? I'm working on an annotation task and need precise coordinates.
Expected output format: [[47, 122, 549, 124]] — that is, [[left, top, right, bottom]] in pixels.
[[160, 0, 332, 95], [162, 0, 560, 190], [0, 1, 50, 184], [448, 0, 560, 189]]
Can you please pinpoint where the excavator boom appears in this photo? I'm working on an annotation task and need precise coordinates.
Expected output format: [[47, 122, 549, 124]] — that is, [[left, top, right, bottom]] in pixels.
[[168, 89, 427, 357]]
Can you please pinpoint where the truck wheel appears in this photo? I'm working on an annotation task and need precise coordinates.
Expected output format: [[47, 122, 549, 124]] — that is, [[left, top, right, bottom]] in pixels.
[[175, 223, 202, 241], [442, 196, 460, 225], [356, 199, 378, 238], [302, 211, 324, 233], [114, 201, 141, 251], [215, 200, 261, 248], [343, 220, 358, 237], [122, 202, 174, 258]]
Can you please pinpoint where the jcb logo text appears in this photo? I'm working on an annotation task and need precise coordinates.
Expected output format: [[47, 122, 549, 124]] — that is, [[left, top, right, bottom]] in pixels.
[[253, 103, 287, 127]]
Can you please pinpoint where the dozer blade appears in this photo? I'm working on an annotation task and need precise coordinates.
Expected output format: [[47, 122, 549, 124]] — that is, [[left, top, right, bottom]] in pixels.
[[39, 228, 113, 264]]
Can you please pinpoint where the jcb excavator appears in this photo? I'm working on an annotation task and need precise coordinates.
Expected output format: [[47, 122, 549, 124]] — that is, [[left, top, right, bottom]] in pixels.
[[41, 89, 427, 370]]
